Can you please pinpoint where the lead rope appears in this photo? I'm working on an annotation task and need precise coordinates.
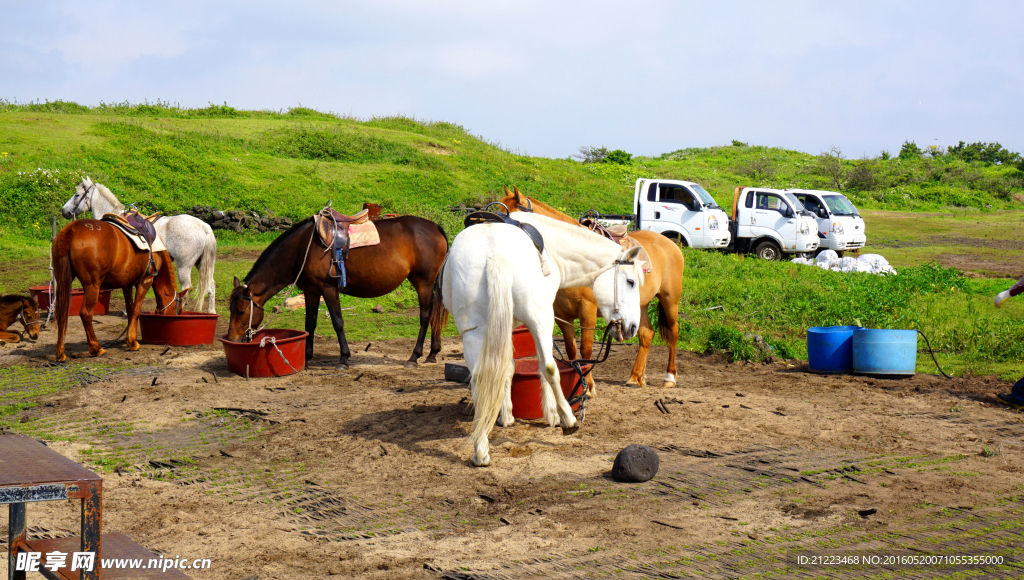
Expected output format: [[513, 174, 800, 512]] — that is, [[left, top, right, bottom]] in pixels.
[[243, 222, 318, 342], [259, 335, 300, 373]]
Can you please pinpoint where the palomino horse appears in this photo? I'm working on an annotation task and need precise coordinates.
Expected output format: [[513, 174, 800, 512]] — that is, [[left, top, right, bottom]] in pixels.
[[500, 187, 685, 391], [62, 177, 218, 313], [442, 210, 644, 467], [227, 215, 449, 369], [0, 295, 40, 343], [52, 220, 177, 361]]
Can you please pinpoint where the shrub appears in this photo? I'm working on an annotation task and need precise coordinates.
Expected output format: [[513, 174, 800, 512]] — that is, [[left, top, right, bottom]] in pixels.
[[899, 141, 922, 160], [603, 149, 633, 165]]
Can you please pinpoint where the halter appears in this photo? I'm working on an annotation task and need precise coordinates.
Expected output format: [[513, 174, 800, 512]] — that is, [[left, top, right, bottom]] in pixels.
[[513, 197, 534, 212], [70, 182, 95, 218], [609, 254, 636, 320], [240, 291, 266, 342], [15, 304, 39, 332]]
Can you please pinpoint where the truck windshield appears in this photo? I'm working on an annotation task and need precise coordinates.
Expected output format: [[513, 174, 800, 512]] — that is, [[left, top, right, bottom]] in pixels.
[[822, 194, 859, 216], [781, 193, 807, 212], [690, 184, 720, 208]]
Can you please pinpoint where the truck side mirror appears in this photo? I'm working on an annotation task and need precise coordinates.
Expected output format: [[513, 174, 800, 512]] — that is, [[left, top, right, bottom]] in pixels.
[[818, 208, 828, 218]]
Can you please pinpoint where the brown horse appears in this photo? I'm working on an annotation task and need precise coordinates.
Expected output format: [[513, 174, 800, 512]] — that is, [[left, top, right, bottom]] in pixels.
[[227, 215, 449, 369], [0, 295, 40, 344], [52, 220, 177, 361], [499, 187, 685, 392]]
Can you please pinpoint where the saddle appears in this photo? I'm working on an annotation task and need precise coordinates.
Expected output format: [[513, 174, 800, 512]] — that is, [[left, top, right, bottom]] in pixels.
[[314, 207, 370, 289], [103, 210, 158, 247], [580, 219, 628, 244], [464, 211, 545, 255]]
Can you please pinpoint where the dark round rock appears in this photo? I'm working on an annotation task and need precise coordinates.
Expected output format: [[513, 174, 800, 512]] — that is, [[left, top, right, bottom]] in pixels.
[[611, 444, 659, 483]]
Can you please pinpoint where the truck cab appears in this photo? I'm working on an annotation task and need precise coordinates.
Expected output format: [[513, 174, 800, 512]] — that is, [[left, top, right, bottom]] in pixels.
[[631, 178, 731, 249], [730, 187, 820, 260], [785, 189, 866, 256]]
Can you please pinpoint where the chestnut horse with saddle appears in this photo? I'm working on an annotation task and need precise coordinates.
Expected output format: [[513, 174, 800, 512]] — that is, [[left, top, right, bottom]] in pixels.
[[52, 213, 177, 361], [499, 187, 685, 393]]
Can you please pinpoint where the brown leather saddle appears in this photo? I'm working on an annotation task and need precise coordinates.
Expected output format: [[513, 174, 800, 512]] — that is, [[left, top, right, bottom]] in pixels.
[[580, 219, 628, 244], [102, 210, 158, 246], [314, 207, 369, 289]]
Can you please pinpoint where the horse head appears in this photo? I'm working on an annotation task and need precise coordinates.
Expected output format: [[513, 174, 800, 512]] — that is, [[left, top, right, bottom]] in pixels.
[[227, 277, 264, 342], [19, 297, 40, 340], [62, 176, 95, 219], [590, 246, 644, 342]]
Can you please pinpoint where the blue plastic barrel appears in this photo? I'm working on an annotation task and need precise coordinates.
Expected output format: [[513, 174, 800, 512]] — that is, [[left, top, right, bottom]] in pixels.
[[807, 326, 862, 373], [852, 329, 917, 376]]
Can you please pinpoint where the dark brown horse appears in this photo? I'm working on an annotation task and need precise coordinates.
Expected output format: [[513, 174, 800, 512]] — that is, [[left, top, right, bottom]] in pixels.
[[0, 295, 40, 344], [52, 220, 177, 361], [227, 215, 449, 369]]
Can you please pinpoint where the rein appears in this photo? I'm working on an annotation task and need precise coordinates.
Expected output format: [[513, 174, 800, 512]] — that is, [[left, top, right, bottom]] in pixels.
[[70, 182, 95, 219], [240, 220, 317, 342]]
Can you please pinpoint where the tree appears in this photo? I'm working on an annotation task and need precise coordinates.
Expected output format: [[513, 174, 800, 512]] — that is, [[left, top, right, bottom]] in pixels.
[[816, 145, 846, 190], [898, 140, 922, 160], [572, 146, 610, 163]]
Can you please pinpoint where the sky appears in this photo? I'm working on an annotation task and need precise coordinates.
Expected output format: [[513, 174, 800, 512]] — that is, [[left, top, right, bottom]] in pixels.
[[3, 1, 1023, 160]]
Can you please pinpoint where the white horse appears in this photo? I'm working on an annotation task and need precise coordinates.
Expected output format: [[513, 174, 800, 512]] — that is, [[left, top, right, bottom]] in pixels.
[[61, 177, 218, 313], [442, 211, 644, 467]]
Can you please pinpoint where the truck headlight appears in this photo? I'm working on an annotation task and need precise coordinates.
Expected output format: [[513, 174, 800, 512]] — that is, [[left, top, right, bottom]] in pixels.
[[708, 218, 718, 230], [832, 222, 844, 234], [800, 222, 810, 235]]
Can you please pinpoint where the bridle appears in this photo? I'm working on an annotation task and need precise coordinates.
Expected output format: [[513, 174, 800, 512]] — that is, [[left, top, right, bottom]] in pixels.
[[69, 182, 95, 218], [239, 290, 265, 342], [15, 303, 39, 334], [513, 197, 533, 212], [609, 254, 636, 322]]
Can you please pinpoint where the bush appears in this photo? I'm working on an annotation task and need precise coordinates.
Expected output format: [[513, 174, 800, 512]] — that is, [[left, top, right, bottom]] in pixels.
[[899, 140, 922, 160], [602, 149, 633, 165]]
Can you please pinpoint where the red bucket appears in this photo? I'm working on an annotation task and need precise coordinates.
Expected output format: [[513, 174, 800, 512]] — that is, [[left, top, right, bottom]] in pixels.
[[219, 329, 308, 378], [509, 358, 591, 420], [140, 311, 220, 346], [512, 325, 537, 359], [30, 286, 112, 315]]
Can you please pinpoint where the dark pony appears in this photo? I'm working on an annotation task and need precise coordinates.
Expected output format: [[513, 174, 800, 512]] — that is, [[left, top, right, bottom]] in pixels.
[[0, 295, 40, 344], [227, 215, 449, 369]]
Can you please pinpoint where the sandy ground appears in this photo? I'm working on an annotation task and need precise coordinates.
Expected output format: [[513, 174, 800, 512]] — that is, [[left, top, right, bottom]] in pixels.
[[2, 308, 1024, 579]]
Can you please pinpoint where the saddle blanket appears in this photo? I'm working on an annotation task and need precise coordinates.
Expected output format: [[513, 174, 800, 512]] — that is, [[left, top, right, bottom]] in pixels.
[[347, 220, 380, 249], [102, 215, 167, 253], [620, 236, 652, 274]]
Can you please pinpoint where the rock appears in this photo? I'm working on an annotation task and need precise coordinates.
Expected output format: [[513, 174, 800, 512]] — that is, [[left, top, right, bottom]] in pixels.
[[611, 444, 659, 483], [371, 304, 384, 314], [444, 364, 471, 383], [1013, 193, 1024, 204]]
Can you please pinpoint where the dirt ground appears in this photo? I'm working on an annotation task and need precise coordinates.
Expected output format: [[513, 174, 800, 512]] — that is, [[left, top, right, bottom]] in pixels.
[[3, 306, 1024, 579]]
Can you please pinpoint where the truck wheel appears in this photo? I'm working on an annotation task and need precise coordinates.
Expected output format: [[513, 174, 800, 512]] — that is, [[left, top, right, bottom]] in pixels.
[[754, 240, 781, 261]]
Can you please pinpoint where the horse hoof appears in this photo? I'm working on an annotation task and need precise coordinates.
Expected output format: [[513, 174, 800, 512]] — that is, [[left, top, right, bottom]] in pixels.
[[93, 348, 107, 357], [424, 355, 438, 364], [561, 424, 580, 436], [471, 454, 490, 467], [625, 378, 641, 387], [662, 381, 676, 388], [335, 363, 349, 371], [404, 360, 418, 369]]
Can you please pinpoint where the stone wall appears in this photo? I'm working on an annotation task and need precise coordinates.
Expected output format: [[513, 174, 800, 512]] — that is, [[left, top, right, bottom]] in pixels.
[[184, 206, 294, 233]]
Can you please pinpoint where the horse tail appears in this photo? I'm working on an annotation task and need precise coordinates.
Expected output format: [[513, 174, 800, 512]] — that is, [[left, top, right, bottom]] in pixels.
[[190, 227, 217, 312], [428, 223, 450, 335], [469, 255, 515, 460], [52, 227, 74, 361], [656, 300, 673, 345]]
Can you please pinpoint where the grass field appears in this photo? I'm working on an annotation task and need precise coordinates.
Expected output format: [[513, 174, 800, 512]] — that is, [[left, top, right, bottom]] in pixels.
[[1, 102, 1022, 380]]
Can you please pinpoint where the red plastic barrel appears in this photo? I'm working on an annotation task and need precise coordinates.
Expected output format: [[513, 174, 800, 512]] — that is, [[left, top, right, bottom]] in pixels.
[[512, 325, 536, 359], [29, 286, 112, 315], [509, 359, 591, 420], [139, 311, 220, 346], [219, 329, 308, 377]]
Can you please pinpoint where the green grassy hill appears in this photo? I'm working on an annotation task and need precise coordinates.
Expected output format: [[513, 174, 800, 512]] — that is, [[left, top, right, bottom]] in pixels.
[[2, 101, 1022, 247]]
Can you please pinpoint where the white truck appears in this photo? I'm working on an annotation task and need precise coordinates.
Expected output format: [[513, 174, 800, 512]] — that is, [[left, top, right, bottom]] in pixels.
[[595, 178, 732, 249], [726, 187, 821, 260], [591, 179, 818, 260], [785, 188, 866, 256]]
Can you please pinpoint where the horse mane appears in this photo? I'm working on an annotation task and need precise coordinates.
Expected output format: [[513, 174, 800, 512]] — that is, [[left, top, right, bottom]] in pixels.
[[243, 216, 314, 284], [0, 294, 36, 308], [92, 182, 125, 213], [499, 189, 579, 226]]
